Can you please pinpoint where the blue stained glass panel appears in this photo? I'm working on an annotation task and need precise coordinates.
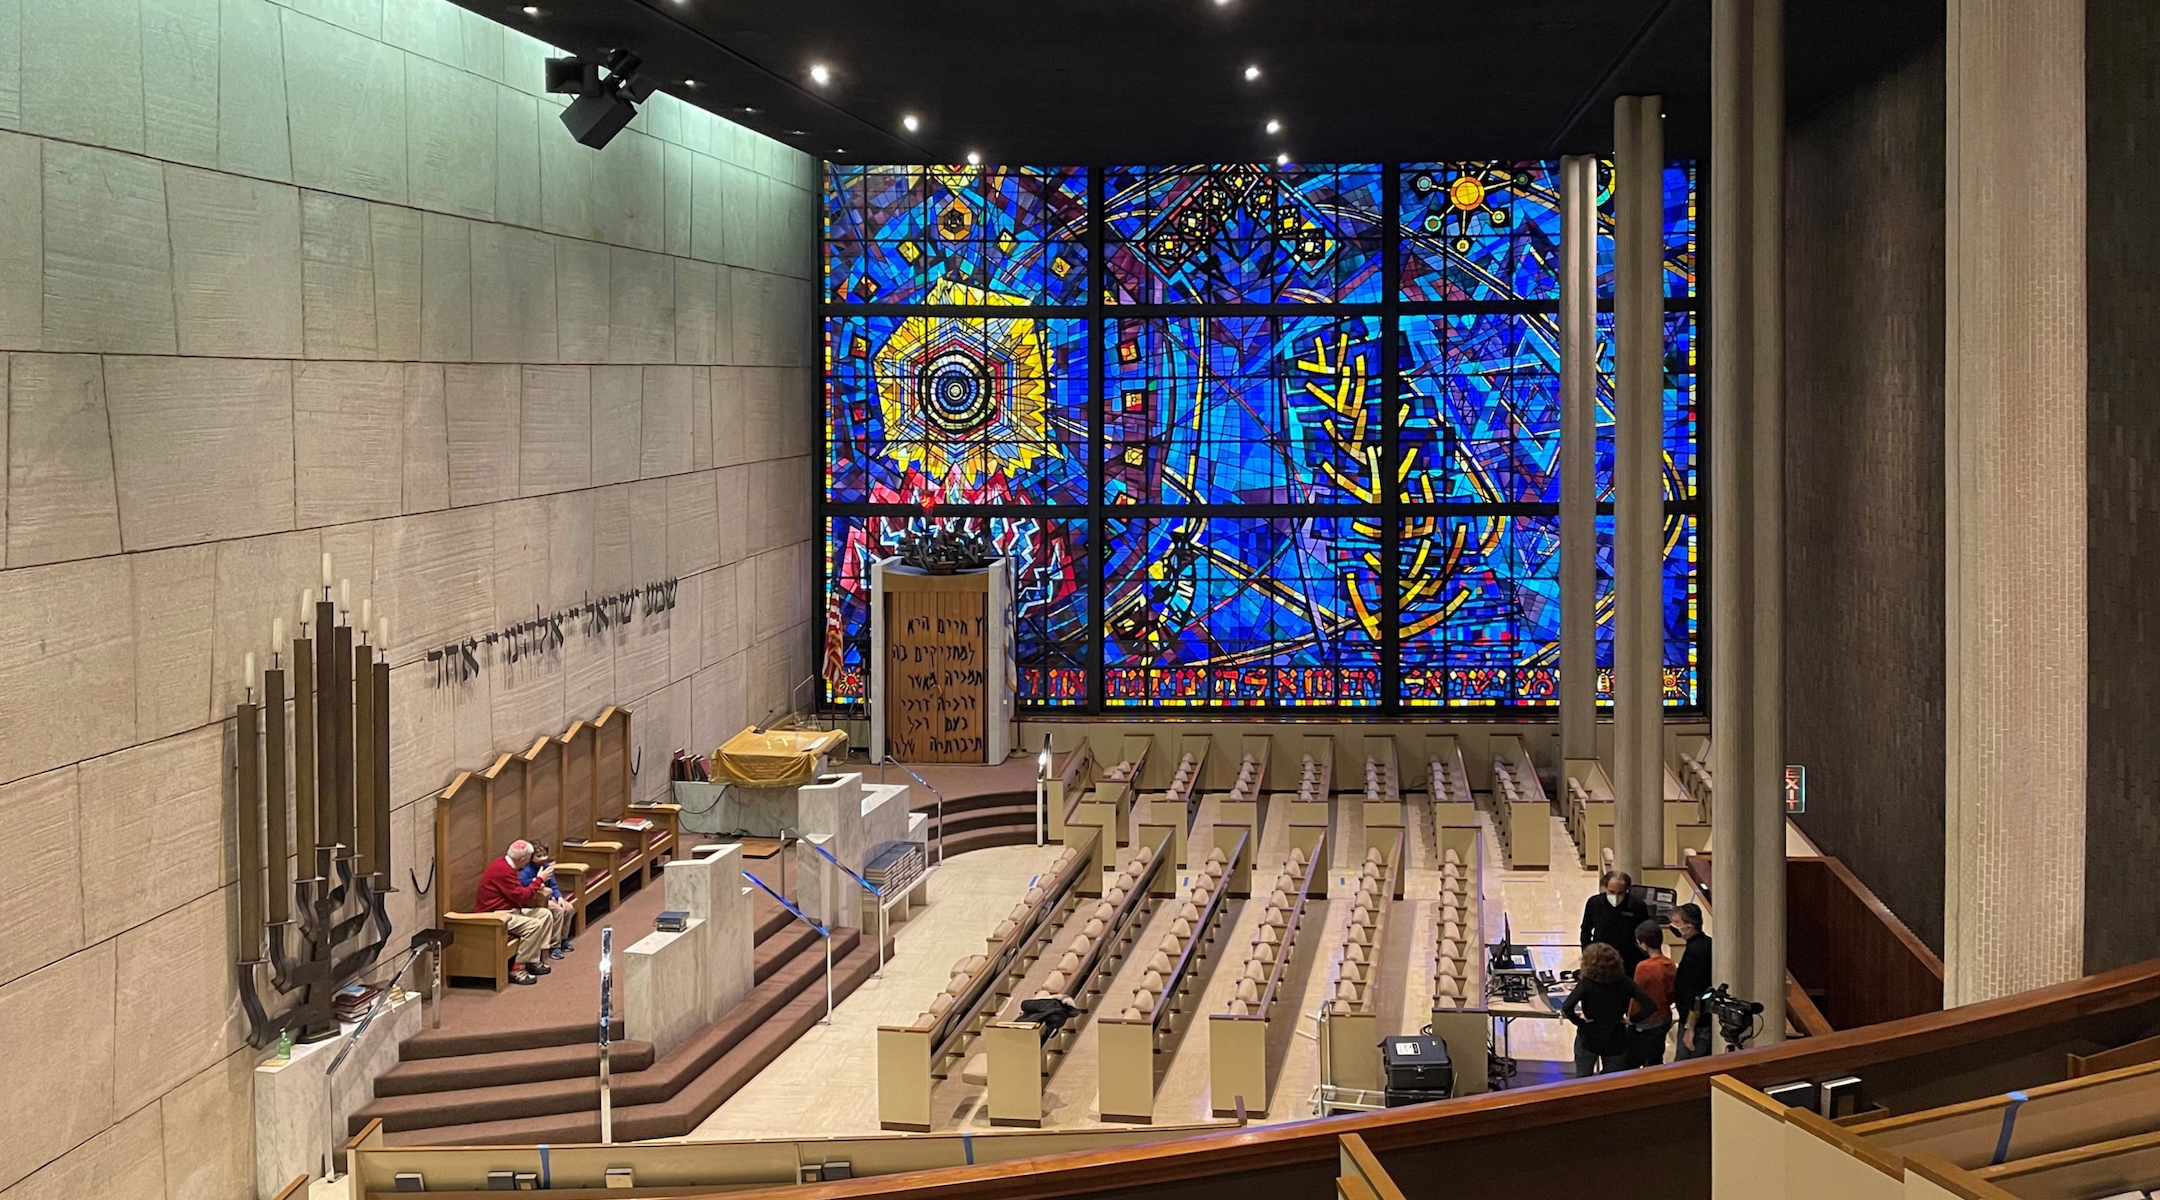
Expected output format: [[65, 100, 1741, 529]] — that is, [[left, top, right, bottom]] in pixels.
[[825, 313, 1090, 506], [1397, 513, 1561, 706], [825, 164, 1089, 305], [1397, 162, 1564, 302], [1398, 312, 1562, 505], [1104, 165, 1383, 303], [1105, 315, 1380, 505], [1103, 516, 1382, 706]]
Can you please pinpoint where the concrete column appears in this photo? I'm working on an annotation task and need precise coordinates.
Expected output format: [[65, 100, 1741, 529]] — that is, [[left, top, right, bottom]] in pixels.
[[1559, 155, 1600, 771], [1612, 97, 1667, 880], [1710, 0, 1787, 1040], [1943, 0, 2086, 1005]]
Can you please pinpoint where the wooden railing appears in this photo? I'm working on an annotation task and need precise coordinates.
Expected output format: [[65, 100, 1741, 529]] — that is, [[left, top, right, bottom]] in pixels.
[[724, 955, 2160, 1200]]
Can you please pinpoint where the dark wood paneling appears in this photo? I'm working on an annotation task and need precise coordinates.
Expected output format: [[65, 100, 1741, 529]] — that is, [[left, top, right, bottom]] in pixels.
[[2086, 0, 2160, 974], [1787, 857, 1945, 1029], [1782, 39, 1948, 956]]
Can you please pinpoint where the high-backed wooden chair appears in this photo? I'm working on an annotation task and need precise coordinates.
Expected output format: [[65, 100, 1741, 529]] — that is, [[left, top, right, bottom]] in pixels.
[[435, 706, 652, 989]]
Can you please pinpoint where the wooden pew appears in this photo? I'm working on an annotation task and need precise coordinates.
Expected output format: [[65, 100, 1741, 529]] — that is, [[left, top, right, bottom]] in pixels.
[[1851, 1058, 2160, 1169], [876, 828, 1102, 1131], [1429, 822, 1490, 1093], [1211, 823, 1327, 1118], [1098, 824, 1252, 1123], [436, 706, 670, 990], [988, 824, 1179, 1127], [1422, 735, 1479, 834], [1048, 736, 1097, 845], [1489, 735, 1551, 869], [1336, 1133, 1407, 1200], [1322, 827, 1408, 1096]]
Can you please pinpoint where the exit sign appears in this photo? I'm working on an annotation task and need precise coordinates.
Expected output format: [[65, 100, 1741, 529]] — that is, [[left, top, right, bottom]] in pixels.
[[1784, 765, 1807, 814]]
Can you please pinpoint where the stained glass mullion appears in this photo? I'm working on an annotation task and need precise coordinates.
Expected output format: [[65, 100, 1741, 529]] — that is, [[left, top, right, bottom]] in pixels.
[[1086, 164, 1107, 710], [1379, 162, 1402, 713]]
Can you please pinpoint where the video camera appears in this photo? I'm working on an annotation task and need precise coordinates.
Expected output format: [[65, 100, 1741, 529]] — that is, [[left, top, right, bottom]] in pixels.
[[1697, 983, 1766, 1050]]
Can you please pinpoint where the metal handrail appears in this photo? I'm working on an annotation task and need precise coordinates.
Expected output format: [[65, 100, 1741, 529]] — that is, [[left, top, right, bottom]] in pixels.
[[883, 757, 946, 865], [803, 838, 895, 978], [742, 869, 835, 1023], [598, 926, 615, 1143]]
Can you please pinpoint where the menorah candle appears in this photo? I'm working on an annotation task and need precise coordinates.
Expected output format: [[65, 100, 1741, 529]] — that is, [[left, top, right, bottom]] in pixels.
[[293, 624, 317, 863], [265, 656, 290, 924], [333, 614, 354, 855], [352, 636, 376, 877], [236, 695, 263, 958], [315, 599, 339, 853], [374, 653, 392, 878]]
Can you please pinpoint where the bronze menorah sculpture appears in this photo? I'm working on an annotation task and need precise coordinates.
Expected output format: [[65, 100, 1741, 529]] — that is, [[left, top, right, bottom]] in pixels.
[[233, 561, 397, 1049]]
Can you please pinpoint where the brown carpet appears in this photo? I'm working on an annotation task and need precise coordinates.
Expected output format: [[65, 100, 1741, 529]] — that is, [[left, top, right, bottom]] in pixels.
[[369, 927, 893, 1144], [363, 863, 886, 1143]]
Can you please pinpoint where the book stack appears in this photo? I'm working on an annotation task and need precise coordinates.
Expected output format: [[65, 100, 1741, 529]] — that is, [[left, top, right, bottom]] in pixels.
[[333, 982, 383, 1024]]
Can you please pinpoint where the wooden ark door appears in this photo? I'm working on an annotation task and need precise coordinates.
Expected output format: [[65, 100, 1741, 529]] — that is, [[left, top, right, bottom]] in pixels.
[[884, 588, 988, 763]]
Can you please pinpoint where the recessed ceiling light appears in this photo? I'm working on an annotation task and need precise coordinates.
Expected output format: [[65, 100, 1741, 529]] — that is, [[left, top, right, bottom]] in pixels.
[[1244, 64, 1261, 81], [1265, 118, 1281, 134], [902, 114, 920, 133], [1214, 0, 1230, 6], [683, 78, 699, 88], [784, 129, 807, 136], [1275, 152, 1289, 165], [737, 106, 761, 115], [834, 148, 846, 154], [809, 63, 831, 86], [966, 150, 981, 165], [520, 5, 538, 14]]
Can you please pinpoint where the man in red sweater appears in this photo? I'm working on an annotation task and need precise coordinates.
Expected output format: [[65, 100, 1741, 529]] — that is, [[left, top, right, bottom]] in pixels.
[[476, 840, 567, 986]]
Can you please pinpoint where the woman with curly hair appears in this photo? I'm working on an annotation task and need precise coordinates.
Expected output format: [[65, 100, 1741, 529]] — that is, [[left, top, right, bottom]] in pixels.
[[1561, 941, 1655, 1076]]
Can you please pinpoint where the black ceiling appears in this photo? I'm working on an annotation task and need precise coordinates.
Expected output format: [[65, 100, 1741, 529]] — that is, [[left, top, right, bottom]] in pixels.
[[476, 0, 1942, 165]]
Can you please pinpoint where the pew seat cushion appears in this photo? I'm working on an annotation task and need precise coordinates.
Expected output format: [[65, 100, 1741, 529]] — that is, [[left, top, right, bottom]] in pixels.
[[991, 919, 1018, 943], [1206, 847, 1228, 865], [1057, 952, 1082, 975], [1105, 887, 1127, 906], [953, 954, 987, 977], [928, 993, 955, 1017], [1093, 901, 1117, 922], [1444, 849, 1461, 866], [1043, 970, 1069, 993], [1082, 918, 1107, 938], [1438, 975, 1461, 997], [1244, 960, 1268, 982], [1169, 917, 1193, 940], [944, 977, 970, 997]]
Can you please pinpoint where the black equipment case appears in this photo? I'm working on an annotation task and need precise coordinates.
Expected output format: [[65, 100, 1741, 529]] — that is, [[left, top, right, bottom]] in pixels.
[[1380, 1032, 1453, 1103]]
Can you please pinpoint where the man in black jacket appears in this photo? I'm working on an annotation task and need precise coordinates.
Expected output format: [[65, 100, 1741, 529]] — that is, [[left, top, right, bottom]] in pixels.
[[1669, 902, 1713, 1059], [1580, 870, 1651, 972]]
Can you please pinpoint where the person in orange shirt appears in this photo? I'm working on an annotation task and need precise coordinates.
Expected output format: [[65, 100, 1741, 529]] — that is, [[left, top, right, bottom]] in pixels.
[[1628, 919, 1678, 1067]]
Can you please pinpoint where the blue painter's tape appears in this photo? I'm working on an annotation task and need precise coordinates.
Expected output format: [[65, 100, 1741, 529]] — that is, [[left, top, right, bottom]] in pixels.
[[963, 1133, 975, 1165], [1991, 1092, 2029, 1165]]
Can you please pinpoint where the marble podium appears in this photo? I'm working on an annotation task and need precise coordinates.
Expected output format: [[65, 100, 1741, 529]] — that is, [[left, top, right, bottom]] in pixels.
[[253, 992, 421, 1198], [622, 844, 756, 1054]]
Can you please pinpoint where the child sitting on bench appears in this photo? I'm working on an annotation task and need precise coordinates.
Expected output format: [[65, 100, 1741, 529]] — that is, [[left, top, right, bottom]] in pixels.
[[517, 844, 576, 960]]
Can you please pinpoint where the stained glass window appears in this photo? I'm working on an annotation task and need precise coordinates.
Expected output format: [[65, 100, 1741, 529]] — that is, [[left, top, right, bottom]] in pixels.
[[1105, 315, 1381, 506], [821, 160, 1702, 713], [1103, 164, 1383, 304], [824, 309, 1090, 506], [1103, 516, 1382, 706], [825, 165, 1089, 305]]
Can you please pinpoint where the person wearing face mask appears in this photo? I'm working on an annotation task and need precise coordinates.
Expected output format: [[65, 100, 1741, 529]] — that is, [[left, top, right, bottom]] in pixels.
[[1580, 870, 1652, 974]]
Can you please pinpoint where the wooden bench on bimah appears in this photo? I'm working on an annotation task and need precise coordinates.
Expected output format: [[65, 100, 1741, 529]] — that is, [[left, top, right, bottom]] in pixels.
[[434, 705, 682, 990]]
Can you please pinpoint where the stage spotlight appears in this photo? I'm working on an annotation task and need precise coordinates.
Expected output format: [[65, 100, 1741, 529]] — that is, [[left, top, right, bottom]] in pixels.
[[550, 50, 654, 149]]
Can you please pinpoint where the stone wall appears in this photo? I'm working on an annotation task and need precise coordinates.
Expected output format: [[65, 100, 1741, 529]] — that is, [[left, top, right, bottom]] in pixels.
[[1782, 42, 1949, 956], [0, 0, 817, 1193]]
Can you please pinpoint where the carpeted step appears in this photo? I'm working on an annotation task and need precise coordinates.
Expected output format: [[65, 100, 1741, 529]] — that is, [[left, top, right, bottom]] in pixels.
[[755, 919, 819, 984], [397, 1018, 622, 1061], [921, 802, 1039, 838], [356, 928, 863, 1135], [938, 825, 1041, 858], [380, 932, 890, 1147], [374, 1040, 656, 1097]]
